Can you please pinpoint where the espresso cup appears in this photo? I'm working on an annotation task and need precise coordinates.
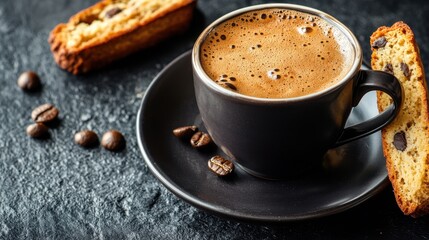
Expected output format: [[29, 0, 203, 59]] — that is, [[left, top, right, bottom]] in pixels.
[[192, 4, 402, 179]]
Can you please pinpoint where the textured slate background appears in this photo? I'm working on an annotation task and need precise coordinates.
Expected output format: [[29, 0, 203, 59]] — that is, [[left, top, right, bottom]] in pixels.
[[0, 0, 428, 239]]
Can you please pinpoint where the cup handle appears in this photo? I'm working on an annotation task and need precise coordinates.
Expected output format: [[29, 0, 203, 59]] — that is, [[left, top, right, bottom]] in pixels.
[[333, 70, 403, 147]]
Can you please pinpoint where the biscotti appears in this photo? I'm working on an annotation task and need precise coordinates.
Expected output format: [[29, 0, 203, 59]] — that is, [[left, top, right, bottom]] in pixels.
[[49, 0, 196, 74], [370, 21, 429, 217]]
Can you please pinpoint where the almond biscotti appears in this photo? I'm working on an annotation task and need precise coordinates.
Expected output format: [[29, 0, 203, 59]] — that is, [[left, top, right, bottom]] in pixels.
[[370, 21, 429, 217], [49, 0, 196, 74]]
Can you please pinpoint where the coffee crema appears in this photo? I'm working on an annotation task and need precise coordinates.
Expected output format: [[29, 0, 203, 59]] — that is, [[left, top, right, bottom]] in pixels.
[[200, 9, 354, 98]]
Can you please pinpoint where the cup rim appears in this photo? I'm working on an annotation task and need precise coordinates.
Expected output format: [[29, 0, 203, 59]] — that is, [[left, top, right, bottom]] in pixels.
[[192, 3, 363, 103]]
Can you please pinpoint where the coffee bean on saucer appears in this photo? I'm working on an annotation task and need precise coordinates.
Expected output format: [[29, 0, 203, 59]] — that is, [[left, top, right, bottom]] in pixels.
[[74, 130, 99, 148], [208, 155, 234, 176], [173, 125, 198, 139], [190, 131, 212, 148], [101, 130, 125, 151], [26, 123, 49, 138], [17, 71, 41, 92], [31, 103, 59, 123]]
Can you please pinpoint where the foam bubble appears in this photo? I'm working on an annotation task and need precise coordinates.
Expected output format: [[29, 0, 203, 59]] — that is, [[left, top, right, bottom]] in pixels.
[[298, 26, 313, 34]]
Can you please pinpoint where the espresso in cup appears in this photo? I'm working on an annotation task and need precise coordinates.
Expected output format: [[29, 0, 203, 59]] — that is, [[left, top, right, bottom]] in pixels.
[[193, 4, 402, 178], [200, 9, 354, 98]]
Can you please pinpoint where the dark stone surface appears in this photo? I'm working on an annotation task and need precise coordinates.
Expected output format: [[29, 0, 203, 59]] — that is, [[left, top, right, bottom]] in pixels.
[[0, 0, 428, 239]]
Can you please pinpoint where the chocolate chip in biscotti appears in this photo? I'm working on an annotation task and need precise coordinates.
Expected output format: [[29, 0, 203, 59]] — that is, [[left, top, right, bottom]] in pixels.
[[400, 62, 411, 78], [74, 130, 99, 148], [383, 63, 394, 75], [101, 130, 125, 151], [372, 36, 387, 49], [393, 131, 407, 151], [17, 71, 41, 92], [190, 131, 212, 148], [26, 123, 49, 139], [79, 15, 99, 25], [173, 126, 198, 139], [31, 103, 59, 123], [208, 155, 234, 176], [105, 7, 122, 19]]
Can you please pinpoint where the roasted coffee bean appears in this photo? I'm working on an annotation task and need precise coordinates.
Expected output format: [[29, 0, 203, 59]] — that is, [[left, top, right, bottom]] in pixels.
[[105, 7, 122, 18], [31, 103, 59, 123], [26, 123, 49, 138], [383, 63, 394, 75], [101, 130, 125, 151], [372, 36, 387, 49], [74, 130, 99, 148], [224, 82, 237, 91], [393, 131, 407, 151], [190, 131, 212, 148], [400, 62, 410, 78], [208, 156, 234, 176], [17, 71, 41, 92], [173, 125, 198, 139]]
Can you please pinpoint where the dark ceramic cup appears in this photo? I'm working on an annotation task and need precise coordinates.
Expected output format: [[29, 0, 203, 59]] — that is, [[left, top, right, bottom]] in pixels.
[[192, 4, 403, 179]]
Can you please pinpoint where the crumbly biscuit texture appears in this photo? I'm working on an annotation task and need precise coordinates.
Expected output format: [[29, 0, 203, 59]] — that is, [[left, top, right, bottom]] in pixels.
[[371, 21, 429, 217], [49, 0, 196, 74]]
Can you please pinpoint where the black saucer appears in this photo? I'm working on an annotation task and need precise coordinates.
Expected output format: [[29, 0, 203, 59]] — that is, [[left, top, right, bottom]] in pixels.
[[136, 50, 388, 222]]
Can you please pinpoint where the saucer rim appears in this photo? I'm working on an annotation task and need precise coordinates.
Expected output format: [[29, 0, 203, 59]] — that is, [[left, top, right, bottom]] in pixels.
[[136, 50, 389, 222]]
